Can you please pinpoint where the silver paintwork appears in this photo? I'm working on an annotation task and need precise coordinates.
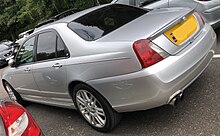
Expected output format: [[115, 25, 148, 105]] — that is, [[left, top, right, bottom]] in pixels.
[[2, 4, 217, 113], [113, 0, 220, 28]]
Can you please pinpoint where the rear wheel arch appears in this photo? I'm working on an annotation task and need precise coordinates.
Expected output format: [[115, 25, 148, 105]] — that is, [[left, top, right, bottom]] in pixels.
[[69, 81, 121, 132], [2, 79, 6, 84], [68, 81, 114, 109], [68, 80, 85, 97], [2, 79, 10, 89]]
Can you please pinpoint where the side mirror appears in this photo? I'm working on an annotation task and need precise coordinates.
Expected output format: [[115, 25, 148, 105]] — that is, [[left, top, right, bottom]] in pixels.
[[8, 59, 16, 67]]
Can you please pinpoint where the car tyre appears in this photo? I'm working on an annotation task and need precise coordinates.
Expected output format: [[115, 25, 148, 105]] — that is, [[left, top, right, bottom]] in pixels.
[[73, 84, 121, 132], [3, 81, 27, 106]]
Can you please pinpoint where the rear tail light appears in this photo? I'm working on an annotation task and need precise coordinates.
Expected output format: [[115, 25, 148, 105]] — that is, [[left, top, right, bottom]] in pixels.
[[194, 10, 205, 25], [8, 112, 28, 136], [133, 39, 168, 68], [0, 101, 41, 136]]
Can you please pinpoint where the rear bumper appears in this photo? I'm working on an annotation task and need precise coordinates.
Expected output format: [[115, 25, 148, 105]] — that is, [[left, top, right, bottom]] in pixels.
[[87, 24, 216, 113]]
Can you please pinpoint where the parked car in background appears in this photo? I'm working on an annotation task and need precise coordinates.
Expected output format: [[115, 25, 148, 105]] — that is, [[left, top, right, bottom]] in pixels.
[[16, 29, 34, 46], [0, 40, 13, 46], [2, 4, 216, 132], [0, 41, 19, 67], [18, 29, 34, 39], [16, 8, 82, 46], [112, 0, 220, 28], [0, 100, 44, 136]]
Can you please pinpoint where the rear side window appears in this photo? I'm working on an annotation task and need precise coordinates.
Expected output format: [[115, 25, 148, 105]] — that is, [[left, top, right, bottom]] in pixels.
[[57, 37, 68, 58], [68, 4, 148, 41], [36, 32, 56, 61], [36, 31, 69, 62]]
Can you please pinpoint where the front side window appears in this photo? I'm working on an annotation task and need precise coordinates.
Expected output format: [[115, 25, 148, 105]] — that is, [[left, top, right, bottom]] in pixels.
[[36, 32, 56, 61], [16, 37, 35, 65]]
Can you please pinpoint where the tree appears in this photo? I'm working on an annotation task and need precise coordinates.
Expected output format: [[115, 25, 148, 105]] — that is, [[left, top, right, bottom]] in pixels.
[[0, 0, 110, 42]]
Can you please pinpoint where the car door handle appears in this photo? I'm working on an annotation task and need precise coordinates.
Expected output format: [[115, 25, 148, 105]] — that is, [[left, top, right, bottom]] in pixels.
[[52, 63, 62, 68], [24, 67, 31, 72]]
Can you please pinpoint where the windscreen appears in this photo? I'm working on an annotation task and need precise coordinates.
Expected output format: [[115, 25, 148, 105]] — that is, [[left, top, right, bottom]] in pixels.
[[0, 44, 10, 52], [68, 4, 148, 41]]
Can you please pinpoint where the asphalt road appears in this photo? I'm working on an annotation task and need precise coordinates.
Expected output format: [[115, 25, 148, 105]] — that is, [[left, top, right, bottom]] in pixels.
[[0, 28, 220, 136]]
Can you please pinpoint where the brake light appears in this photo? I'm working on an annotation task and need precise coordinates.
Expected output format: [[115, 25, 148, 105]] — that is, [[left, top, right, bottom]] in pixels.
[[194, 10, 205, 25], [133, 39, 168, 68], [0, 101, 41, 136], [8, 112, 28, 136]]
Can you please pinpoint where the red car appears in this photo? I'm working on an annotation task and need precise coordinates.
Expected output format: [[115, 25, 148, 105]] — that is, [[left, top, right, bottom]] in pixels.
[[0, 100, 44, 136]]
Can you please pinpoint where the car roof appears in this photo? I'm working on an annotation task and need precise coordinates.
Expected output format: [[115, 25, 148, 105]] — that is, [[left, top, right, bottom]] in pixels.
[[56, 4, 110, 23], [34, 4, 110, 32], [19, 29, 34, 36]]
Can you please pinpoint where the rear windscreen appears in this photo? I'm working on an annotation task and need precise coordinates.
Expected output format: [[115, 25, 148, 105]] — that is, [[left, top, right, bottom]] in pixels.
[[68, 4, 148, 41]]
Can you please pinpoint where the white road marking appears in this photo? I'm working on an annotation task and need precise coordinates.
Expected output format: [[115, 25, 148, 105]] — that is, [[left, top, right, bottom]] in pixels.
[[213, 54, 220, 58]]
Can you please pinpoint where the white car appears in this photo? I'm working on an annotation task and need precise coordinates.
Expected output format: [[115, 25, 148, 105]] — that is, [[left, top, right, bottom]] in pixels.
[[112, 0, 220, 28]]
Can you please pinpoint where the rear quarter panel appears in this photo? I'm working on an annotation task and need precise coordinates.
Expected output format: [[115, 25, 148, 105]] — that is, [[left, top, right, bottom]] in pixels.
[[54, 24, 142, 84]]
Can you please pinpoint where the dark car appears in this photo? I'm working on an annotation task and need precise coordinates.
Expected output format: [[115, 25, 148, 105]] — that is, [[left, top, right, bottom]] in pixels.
[[0, 41, 19, 67], [0, 100, 44, 136]]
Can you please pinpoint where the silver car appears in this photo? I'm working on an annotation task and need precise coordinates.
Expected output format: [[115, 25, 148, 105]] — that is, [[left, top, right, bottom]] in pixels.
[[112, 0, 220, 28], [2, 4, 216, 132]]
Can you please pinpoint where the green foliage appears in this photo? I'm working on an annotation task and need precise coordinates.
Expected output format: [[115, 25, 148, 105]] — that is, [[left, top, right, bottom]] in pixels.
[[74, 0, 98, 9], [0, 0, 109, 41]]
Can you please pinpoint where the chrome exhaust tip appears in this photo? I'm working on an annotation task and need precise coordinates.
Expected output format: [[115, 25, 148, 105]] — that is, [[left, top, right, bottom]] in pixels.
[[168, 90, 184, 106], [169, 97, 177, 106]]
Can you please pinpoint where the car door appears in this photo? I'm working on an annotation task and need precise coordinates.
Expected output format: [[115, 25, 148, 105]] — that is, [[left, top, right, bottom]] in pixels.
[[32, 30, 69, 98], [139, 0, 169, 9], [11, 36, 40, 96]]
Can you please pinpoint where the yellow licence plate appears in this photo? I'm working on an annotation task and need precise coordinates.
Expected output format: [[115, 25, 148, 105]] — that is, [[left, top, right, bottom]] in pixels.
[[165, 14, 198, 45]]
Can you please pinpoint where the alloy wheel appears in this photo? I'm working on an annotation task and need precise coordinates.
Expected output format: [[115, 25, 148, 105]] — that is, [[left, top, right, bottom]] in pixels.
[[76, 89, 106, 128]]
